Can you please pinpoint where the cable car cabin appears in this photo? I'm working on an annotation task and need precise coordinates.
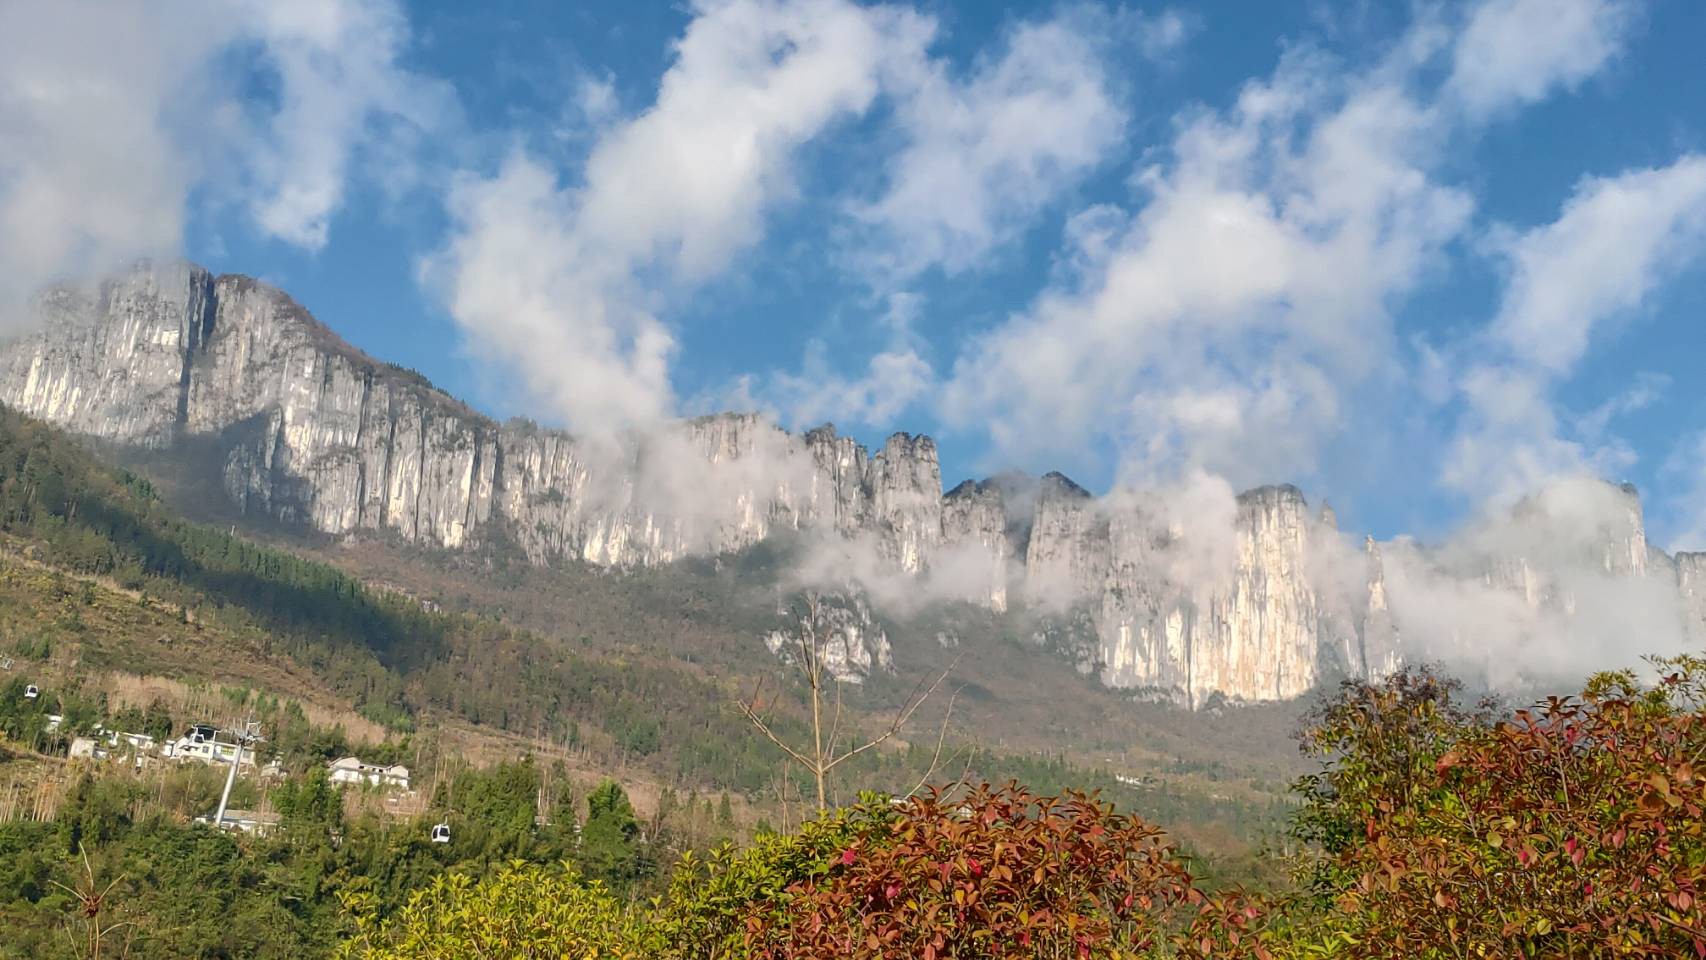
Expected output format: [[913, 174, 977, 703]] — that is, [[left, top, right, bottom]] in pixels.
[[23, 684, 38, 700], [430, 823, 451, 844]]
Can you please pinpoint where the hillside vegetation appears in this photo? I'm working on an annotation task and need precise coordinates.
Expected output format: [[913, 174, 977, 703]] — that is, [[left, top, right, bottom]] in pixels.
[[336, 659, 1706, 959], [4, 405, 1294, 849], [0, 405, 1307, 954]]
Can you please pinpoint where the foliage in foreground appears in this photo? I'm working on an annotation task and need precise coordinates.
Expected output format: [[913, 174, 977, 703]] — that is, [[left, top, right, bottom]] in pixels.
[[1270, 656, 1706, 958], [336, 867, 648, 960], [337, 656, 1706, 960], [339, 785, 1244, 960], [744, 785, 1209, 960]]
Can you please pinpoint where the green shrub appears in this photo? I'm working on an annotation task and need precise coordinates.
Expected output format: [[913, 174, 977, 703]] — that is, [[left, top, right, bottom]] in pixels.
[[652, 800, 888, 959], [336, 863, 648, 960]]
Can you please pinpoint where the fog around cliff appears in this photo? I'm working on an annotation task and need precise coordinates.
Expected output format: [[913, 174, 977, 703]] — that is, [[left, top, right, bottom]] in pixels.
[[419, 0, 1703, 692], [1376, 476, 1698, 688], [2, 0, 1703, 696]]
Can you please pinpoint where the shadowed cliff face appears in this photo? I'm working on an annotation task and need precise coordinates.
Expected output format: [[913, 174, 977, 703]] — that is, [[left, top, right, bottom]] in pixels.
[[2, 262, 1697, 705]]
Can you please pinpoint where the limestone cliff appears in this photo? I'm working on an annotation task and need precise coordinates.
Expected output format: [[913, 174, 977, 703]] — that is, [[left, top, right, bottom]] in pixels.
[[1014, 480, 1393, 707], [0, 262, 954, 567], [8, 261, 1690, 705], [1679, 553, 1706, 641]]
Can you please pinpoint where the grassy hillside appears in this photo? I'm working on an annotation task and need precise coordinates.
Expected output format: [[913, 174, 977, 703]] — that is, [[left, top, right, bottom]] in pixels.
[[0, 404, 1297, 864], [0, 404, 1326, 956]]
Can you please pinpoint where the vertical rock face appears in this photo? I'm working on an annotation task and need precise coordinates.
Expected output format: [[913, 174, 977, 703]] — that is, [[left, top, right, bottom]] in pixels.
[[868, 433, 943, 574], [1020, 482, 1392, 707], [0, 262, 1404, 703], [1679, 554, 1706, 642], [0, 261, 212, 446], [1359, 538, 1401, 679], [12, 261, 1690, 705], [1194, 486, 1325, 705], [764, 591, 894, 683], [1023, 473, 1110, 604], [1449, 480, 1663, 624], [940, 480, 1011, 611], [0, 263, 952, 569]]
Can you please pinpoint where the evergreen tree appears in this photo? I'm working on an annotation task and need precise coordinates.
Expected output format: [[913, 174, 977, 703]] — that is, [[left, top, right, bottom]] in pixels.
[[576, 779, 650, 891]]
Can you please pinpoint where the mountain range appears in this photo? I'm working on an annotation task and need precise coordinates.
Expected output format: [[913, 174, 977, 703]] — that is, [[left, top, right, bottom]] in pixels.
[[2, 261, 1700, 705]]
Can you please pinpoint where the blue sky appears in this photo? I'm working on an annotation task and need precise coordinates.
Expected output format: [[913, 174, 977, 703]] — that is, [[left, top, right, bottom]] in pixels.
[[4, 0, 1705, 547]]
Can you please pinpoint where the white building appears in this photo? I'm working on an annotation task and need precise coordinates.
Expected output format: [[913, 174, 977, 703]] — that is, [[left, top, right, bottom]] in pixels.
[[327, 756, 410, 791], [109, 731, 157, 752], [69, 732, 155, 767], [164, 724, 255, 767], [196, 809, 281, 837], [69, 736, 108, 761]]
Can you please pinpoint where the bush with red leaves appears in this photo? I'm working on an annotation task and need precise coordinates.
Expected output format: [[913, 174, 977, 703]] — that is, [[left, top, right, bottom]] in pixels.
[[1286, 655, 1706, 958], [740, 783, 1223, 960]]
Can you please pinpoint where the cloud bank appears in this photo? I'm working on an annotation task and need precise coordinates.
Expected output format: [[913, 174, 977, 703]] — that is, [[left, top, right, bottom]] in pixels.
[[6, 0, 1704, 692], [0, 0, 446, 319]]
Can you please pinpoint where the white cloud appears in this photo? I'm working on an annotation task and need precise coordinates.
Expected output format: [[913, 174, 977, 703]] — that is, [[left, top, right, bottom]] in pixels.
[[1490, 155, 1706, 373], [1575, 370, 1667, 440], [1448, 0, 1638, 117], [732, 7, 1136, 433], [0, 2, 225, 314], [1136, 9, 1193, 62], [770, 342, 934, 428], [432, 153, 679, 431], [0, 0, 440, 318], [574, 75, 619, 127], [430, 1, 1136, 438], [851, 10, 1126, 279], [940, 46, 1472, 487], [428, 0, 934, 435], [244, 0, 452, 250], [1446, 154, 1706, 501], [1442, 365, 1596, 501], [716, 290, 937, 430], [937, 0, 1666, 514]]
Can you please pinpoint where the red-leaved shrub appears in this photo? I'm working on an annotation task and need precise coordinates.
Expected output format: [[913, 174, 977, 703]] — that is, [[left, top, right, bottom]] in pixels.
[[742, 782, 1210, 960]]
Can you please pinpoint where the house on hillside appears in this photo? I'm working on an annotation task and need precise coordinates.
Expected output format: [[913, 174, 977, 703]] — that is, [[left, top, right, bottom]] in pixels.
[[68, 731, 157, 769], [327, 756, 410, 791], [164, 724, 254, 767], [69, 737, 108, 761], [110, 731, 157, 752], [196, 808, 281, 836]]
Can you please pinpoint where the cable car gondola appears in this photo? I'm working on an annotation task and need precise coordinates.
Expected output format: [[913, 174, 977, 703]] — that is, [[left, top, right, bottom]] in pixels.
[[430, 822, 451, 844], [23, 684, 39, 700]]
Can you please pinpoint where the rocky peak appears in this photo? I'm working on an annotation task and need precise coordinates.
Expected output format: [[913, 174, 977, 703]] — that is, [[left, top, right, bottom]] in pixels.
[[1038, 470, 1093, 501]]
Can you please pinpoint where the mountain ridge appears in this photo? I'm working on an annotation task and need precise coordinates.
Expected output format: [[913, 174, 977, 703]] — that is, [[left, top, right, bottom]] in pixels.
[[2, 260, 1697, 706]]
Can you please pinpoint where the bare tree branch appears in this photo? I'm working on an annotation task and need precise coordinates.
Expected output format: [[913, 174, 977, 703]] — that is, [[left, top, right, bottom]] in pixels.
[[825, 679, 844, 760], [738, 593, 958, 813], [735, 676, 819, 771], [903, 686, 960, 799], [822, 661, 955, 774]]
